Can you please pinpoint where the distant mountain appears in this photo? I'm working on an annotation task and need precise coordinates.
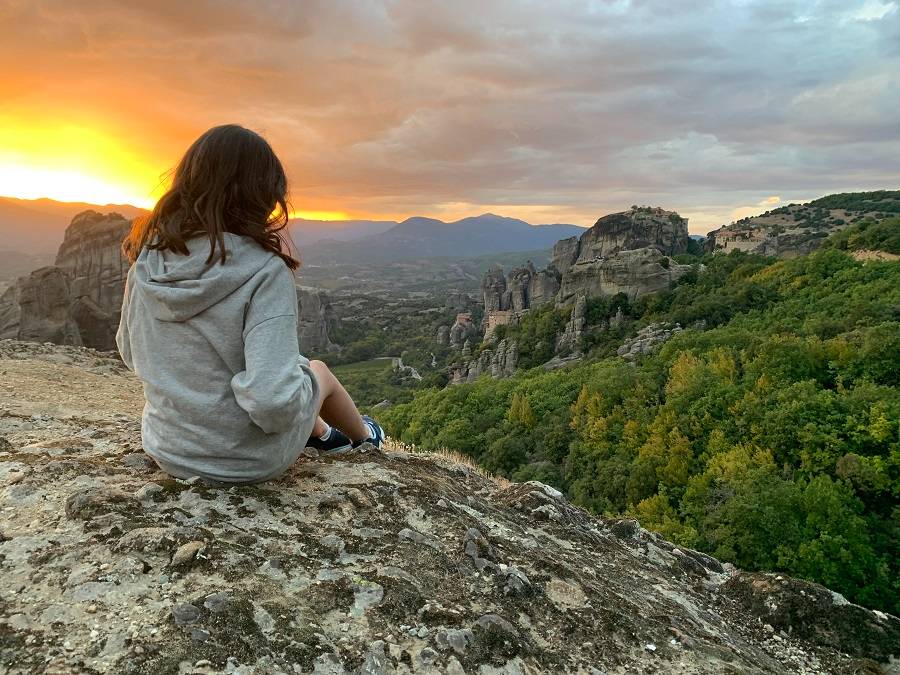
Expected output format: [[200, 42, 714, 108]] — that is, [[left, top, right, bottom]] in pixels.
[[302, 213, 585, 263], [289, 218, 396, 247], [0, 196, 146, 255]]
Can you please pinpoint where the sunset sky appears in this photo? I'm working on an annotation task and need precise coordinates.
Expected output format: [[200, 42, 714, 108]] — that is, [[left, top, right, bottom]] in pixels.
[[1, 0, 898, 233]]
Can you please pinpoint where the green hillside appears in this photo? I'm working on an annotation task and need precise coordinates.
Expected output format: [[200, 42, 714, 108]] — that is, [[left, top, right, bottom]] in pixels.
[[383, 219, 900, 615]]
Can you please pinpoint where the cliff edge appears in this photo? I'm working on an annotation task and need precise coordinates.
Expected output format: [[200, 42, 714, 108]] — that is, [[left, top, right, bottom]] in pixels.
[[1, 340, 898, 674]]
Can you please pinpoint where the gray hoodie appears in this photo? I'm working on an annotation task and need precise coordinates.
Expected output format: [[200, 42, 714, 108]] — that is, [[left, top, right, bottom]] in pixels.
[[116, 233, 319, 483]]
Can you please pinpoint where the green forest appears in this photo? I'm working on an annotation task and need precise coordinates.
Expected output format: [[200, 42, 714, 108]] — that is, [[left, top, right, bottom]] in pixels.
[[382, 219, 900, 615]]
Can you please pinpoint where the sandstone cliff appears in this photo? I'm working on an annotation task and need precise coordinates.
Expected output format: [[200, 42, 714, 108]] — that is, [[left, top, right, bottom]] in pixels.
[[1, 340, 898, 674], [0, 212, 337, 352]]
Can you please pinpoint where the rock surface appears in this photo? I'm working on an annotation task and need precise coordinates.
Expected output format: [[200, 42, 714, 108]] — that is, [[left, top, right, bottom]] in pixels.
[[2, 340, 899, 674], [557, 247, 692, 305], [0, 212, 337, 353], [568, 206, 690, 264]]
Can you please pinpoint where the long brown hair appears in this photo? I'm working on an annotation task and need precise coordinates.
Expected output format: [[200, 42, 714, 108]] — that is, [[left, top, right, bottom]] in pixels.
[[123, 124, 299, 269]]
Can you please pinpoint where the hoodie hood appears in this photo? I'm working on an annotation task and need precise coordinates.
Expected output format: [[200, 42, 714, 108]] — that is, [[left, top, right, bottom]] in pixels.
[[134, 233, 278, 322]]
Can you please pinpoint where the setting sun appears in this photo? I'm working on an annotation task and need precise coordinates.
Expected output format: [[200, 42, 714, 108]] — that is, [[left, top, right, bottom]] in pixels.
[[0, 116, 163, 207], [288, 210, 351, 221]]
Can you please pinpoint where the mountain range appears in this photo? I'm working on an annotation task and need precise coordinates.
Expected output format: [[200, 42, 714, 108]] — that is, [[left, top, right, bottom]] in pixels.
[[2, 198, 584, 264], [288, 218, 396, 246], [297, 214, 585, 264]]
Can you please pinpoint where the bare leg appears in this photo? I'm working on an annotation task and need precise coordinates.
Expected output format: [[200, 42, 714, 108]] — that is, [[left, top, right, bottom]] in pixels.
[[312, 416, 328, 438], [308, 360, 369, 442]]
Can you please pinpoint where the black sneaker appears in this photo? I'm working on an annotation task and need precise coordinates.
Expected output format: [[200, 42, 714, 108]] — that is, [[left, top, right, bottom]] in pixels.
[[307, 426, 353, 454], [354, 415, 385, 449]]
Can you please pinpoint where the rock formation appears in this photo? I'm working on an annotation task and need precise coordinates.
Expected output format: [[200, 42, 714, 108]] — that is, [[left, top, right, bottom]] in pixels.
[[479, 263, 559, 340], [0, 211, 337, 352], [555, 294, 587, 355], [444, 292, 474, 312], [617, 322, 684, 359], [435, 325, 450, 346], [55, 210, 133, 315], [296, 287, 339, 353], [1, 339, 898, 674], [0, 212, 130, 349], [449, 339, 518, 384], [481, 206, 691, 324], [448, 313, 478, 349], [548, 206, 691, 304], [558, 206, 689, 268], [481, 263, 560, 317], [0, 267, 82, 345], [557, 247, 692, 304], [473, 206, 692, 376]]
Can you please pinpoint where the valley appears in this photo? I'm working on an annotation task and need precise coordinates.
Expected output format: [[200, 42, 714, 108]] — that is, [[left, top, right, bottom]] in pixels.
[[1, 190, 897, 620]]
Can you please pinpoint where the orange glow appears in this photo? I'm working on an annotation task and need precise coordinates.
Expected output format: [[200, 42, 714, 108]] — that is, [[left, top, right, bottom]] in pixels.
[[289, 210, 351, 221], [0, 115, 165, 207]]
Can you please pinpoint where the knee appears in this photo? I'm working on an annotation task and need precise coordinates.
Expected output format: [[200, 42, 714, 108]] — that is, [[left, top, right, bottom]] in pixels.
[[308, 359, 332, 381]]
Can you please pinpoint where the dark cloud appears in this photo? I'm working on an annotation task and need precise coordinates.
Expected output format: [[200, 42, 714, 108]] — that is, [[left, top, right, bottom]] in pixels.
[[1, 0, 897, 230]]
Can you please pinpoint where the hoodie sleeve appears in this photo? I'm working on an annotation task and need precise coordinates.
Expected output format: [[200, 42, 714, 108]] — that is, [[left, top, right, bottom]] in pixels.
[[230, 260, 318, 434], [115, 267, 135, 372]]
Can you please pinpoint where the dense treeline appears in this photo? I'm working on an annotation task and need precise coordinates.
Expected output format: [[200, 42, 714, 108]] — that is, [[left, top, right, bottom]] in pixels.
[[809, 190, 900, 214], [383, 232, 900, 614], [824, 215, 900, 255]]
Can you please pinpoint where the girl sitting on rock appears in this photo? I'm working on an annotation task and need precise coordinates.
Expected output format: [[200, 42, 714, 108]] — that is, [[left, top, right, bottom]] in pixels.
[[116, 124, 384, 483]]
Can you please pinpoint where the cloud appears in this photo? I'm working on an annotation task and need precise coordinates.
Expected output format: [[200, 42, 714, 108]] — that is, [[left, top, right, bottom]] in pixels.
[[730, 196, 783, 222], [1, 0, 898, 232]]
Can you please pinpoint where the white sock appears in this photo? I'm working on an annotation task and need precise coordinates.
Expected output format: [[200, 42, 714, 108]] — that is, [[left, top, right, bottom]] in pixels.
[[318, 424, 333, 441]]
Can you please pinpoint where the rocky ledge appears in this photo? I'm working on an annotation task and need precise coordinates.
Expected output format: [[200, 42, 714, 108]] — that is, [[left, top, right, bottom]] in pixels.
[[1, 340, 898, 674]]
